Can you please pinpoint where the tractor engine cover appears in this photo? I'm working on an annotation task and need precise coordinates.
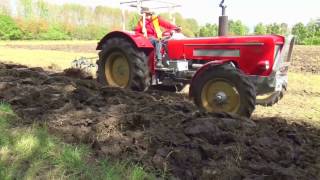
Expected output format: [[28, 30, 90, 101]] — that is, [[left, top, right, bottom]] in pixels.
[[166, 35, 285, 76]]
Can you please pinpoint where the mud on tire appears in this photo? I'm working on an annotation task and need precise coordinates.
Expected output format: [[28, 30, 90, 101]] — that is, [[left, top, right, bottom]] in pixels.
[[191, 63, 256, 118], [97, 37, 150, 91]]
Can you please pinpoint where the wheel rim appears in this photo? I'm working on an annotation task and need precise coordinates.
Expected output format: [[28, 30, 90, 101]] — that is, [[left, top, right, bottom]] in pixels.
[[201, 79, 240, 113], [105, 52, 130, 87], [256, 92, 278, 101]]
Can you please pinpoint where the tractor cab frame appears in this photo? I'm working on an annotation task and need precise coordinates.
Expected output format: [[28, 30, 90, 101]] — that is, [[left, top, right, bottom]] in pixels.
[[119, 0, 181, 34]]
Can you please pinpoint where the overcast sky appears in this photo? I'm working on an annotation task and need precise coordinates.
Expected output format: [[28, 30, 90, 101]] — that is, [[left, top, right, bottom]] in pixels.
[[46, 0, 320, 28]]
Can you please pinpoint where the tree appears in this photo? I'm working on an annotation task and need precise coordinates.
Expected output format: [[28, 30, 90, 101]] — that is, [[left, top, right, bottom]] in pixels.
[[128, 13, 140, 31], [61, 4, 90, 26], [317, 18, 320, 23], [173, 12, 196, 37], [266, 23, 281, 35], [292, 23, 308, 44], [199, 23, 218, 37], [280, 23, 289, 35], [303, 21, 320, 45], [19, 0, 33, 19], [254, 23, 266, 35], [0, 0, 10, 15], [306, 21, 319, 37], [229, 20, 249, 36], [0, 15, 23, 40], [159, 12, 198, 37], [36, 0, 49, 19], [184, 18, 199, 37]]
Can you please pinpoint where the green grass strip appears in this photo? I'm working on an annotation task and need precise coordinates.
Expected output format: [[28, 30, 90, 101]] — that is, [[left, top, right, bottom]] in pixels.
[[0, 103, 156, 180]]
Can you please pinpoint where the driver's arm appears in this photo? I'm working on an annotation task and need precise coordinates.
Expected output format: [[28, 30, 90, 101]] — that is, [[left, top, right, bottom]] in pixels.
[[157, 16, 177, 30], [134, 22, 142, 34]]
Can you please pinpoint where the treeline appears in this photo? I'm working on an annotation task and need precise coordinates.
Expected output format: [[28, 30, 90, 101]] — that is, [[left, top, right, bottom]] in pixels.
[[199, 20, 250, 37], [0, 0, 319, 45], [0, 0, 201, 40], [199, 21, 320, 45], [254, 22, 320, 45], [0, 0, 139, 40]]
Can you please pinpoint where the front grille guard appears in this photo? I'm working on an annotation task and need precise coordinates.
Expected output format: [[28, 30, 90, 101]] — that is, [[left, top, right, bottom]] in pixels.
[[273, 35, 296, 73], [251, 35, 295, 95], [272, 35, 295, 91]]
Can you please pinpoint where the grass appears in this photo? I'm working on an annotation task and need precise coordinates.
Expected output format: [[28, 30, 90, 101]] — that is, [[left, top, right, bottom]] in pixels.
[[0, 103, 155, 180], [254, 72, 320, 126], [0, 46, 96, 70]]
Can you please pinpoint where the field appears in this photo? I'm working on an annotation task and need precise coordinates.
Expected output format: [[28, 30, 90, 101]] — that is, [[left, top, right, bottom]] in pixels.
[[0, 41, 320, 179], [0, 41, 96, 70]]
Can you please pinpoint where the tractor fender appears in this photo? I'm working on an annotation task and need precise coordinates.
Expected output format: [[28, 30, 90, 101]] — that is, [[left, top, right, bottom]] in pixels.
[[189, 60, 235, 97], [96, 31, 154, 51]]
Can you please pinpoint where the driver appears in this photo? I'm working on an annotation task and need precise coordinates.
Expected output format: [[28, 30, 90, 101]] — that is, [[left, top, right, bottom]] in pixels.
[[135, 7, 179, 68]]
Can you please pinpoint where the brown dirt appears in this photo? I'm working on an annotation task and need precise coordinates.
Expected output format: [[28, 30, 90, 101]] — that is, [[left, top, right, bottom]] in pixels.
[[4, 44, 97, 53], [0, 62, 320, 179], [291, 45, 320, 74]]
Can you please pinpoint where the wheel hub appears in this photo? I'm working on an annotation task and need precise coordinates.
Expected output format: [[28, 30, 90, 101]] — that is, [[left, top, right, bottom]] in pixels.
[[201, 79, 240, 113], [213, 91, 227, 105]]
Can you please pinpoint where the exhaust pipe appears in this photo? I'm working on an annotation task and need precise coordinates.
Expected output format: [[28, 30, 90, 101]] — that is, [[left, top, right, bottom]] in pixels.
[[218, 0, 228, 36]]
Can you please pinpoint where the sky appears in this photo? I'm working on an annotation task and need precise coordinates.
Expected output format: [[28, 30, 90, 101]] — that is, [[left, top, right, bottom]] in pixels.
[[43, 0, 320, 28]]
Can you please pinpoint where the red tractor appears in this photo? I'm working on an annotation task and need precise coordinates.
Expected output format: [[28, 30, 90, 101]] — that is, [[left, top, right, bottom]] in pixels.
[[95, 0, 295, 117]]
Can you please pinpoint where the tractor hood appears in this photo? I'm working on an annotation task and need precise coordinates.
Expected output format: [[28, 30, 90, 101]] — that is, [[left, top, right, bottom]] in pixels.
[[167, 35, 285, 76], [167, 35, 284, 60]]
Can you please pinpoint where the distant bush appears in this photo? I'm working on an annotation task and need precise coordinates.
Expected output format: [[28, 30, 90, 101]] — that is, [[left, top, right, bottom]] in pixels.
[[39, 24, 71, 40], [14, 17, 107, 40], [71, 25, 108, 40], [0, 14, 23, 40], [303, 37, 320, 45], [15, 18, 49, 39]]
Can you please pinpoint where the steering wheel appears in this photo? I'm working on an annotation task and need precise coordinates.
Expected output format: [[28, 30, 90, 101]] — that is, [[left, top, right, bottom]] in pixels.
[[161, 27, 181, 39], [162, 30, 172, 39]]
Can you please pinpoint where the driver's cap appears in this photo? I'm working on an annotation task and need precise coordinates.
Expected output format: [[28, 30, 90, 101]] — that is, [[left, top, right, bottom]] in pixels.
[[141, 7, 153, 15]]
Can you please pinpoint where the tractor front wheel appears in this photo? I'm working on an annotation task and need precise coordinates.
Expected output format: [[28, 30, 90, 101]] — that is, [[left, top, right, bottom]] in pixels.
[[97, 37, 150, 91], [191, 64, 256, 117], [256, 84, 287, 106]]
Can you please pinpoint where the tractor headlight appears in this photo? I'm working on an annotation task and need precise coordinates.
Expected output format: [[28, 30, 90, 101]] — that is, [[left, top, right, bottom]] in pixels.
[[258, 60, 270, 71]]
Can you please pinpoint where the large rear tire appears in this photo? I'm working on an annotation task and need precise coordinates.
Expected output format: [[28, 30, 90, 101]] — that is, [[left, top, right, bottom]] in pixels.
[[191, 64, 256, 118], [97, 37, 150, 91]]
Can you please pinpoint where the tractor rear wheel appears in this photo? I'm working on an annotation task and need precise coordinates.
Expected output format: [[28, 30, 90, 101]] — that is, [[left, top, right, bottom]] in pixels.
[[97, 37, 150, 91], [191, 64, 256, 118]]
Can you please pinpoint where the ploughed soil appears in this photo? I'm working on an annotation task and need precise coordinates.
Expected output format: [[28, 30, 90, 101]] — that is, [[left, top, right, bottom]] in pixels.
[[291, 45, 320, 74], [4, 44, 97, 53], [1, 63, 320, 179]]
